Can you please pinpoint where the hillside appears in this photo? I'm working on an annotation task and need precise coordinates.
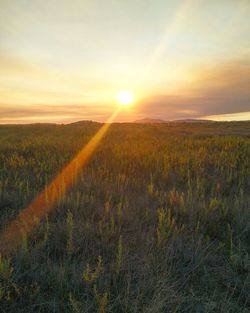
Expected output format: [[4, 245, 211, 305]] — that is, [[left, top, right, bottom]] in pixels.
[[133, 118, 215, 124], [133, 118, 167, 123]]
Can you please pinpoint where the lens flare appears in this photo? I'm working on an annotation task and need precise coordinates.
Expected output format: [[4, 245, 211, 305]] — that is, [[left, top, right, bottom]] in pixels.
[[0, 107, 121, 255]]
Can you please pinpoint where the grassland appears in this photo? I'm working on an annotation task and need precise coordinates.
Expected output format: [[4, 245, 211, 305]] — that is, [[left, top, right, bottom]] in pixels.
[[0, 121, 250, 313]]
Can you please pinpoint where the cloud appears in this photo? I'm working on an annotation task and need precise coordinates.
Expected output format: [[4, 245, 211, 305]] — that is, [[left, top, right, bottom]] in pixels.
[[0, 52, 117, 108], [135, 57, 250, 120], [202, 111, 250, 121], [0, 104, 110, 124], [1, 52, 250, 123]]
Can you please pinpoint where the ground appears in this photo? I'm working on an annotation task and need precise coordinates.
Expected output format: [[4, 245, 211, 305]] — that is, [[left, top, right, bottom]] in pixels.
[[0, 122, 250, 313]]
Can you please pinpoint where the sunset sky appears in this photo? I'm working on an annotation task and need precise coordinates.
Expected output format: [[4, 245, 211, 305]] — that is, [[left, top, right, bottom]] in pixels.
[[0, 0, 250, 123]]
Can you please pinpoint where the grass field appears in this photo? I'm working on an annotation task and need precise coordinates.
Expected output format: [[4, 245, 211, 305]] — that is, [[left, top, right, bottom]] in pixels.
[[0, 122, 250, 313]]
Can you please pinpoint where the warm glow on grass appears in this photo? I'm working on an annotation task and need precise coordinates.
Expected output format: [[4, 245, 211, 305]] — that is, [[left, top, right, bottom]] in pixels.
[[117, 90, 134, 106], [0, 108, 121, 254]]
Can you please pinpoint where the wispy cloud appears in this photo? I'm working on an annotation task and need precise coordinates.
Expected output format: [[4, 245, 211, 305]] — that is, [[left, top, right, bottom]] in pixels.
[[0, 103, 110, 124], [202, 112, 250, 121], [134, 57, 250, 120]]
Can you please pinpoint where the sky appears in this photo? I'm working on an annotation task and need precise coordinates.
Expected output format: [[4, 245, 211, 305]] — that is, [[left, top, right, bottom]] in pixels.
[[0, 0, 250, 123]]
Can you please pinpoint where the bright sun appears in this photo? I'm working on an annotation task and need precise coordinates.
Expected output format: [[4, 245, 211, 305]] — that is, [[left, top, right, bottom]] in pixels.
[[117, 90, 134, 106]]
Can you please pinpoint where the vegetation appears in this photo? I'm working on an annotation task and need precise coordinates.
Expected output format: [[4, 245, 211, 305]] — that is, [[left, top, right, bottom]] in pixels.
[[0, 121, 250, 313]]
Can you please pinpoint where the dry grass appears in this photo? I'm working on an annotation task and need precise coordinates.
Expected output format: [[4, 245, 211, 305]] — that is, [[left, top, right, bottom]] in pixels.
[[0, 121, 250, 312]]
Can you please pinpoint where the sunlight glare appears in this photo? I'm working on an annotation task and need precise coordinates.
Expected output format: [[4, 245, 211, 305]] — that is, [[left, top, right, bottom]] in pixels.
[[117, 90, 134, 106]]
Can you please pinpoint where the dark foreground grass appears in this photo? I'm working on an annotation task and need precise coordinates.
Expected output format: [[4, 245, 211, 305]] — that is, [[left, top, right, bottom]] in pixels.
[[0, 122, 250, 313]]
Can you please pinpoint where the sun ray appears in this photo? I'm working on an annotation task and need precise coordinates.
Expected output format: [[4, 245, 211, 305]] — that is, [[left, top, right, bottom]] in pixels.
[[137, 0, 194, 86]]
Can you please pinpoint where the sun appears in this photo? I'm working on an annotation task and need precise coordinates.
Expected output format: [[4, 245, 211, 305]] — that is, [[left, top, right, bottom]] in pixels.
[[117, 90, 134, 106]]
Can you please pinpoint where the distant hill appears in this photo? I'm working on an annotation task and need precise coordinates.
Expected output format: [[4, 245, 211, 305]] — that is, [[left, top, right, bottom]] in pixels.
[[133, 118, 214, 124], [173, 119, 215, 123], [68, 120, 99, 126], [133, 118, 167, 123]]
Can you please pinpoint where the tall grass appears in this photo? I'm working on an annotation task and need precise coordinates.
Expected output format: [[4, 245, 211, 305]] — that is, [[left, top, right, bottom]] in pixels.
[[0, 122, 250, 312]]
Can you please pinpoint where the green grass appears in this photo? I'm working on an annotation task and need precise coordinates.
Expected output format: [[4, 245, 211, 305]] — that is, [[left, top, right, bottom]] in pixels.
[[0, 122, 250, 312]]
